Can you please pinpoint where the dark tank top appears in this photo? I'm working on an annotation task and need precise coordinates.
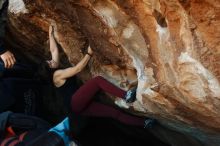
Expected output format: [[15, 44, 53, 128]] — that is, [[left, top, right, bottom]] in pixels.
[[37, 62, 79, 112], [54, 76, 79, 108]]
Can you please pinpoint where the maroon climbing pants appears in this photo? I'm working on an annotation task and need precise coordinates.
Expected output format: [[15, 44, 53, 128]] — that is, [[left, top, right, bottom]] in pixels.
[[71, 76, 144, 126]]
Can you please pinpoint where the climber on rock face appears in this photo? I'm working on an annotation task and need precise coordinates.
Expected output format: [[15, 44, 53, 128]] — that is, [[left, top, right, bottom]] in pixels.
[[38, 24, 156, 137], [1, 0, 155, 137]]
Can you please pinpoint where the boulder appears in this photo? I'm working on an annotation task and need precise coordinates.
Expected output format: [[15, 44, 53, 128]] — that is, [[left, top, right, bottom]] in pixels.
[[5, 0, 220, 145]]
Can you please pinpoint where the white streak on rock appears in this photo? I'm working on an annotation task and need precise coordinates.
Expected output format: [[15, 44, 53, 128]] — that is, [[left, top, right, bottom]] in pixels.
[[179, 52, 220, 98], [9, 0, 28, 14], [114, 98, 129, 109], [156, 24, 169, 41], [144, 88, 158, 97], [122, 23, 135, 38], [131, 57, 147, 104], [97, 8, 118, 28], [132, 57, 146, 80]]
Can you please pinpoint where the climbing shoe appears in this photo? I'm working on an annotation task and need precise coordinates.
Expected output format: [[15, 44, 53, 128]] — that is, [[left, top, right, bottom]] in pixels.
[[125, 87, 137, 103], [144, 118, 156, 129]]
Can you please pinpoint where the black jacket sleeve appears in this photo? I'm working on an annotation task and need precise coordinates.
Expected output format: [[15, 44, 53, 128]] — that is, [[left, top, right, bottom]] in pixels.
[[0, 0, 9, 55]]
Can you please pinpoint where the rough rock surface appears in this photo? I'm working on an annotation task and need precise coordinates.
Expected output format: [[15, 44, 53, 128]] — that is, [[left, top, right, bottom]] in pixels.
[[5, 0, 220, 145]]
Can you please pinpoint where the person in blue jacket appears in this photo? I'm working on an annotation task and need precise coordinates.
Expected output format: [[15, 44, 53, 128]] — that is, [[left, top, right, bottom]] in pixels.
[[0, 111, 78, 146]]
